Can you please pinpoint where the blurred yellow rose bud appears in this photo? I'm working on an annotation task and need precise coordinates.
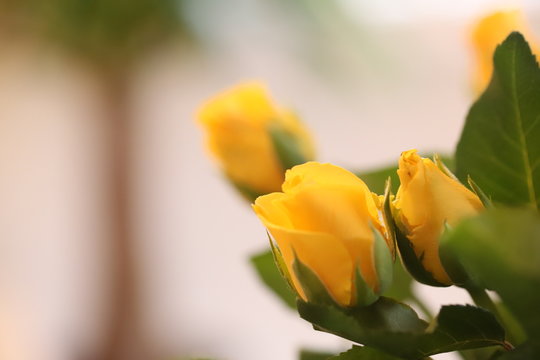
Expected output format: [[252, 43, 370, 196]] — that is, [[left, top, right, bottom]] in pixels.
[[390, 150, 483, 286], [472, 10, 539, 93], [253, 162, 393, 307], [197, 82, 315, 200]]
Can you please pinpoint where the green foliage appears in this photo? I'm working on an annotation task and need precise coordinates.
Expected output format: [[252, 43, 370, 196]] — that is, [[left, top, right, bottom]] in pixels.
[[456, 32, 540, 210], [33, 0, 190, 62], [298, 298, 506, 359], [250, 250, 297, 309], [442, 207, 540, 341], [356, 164, 400, 194], [299, 349, 335, 360], [328, 346, 402, 360]]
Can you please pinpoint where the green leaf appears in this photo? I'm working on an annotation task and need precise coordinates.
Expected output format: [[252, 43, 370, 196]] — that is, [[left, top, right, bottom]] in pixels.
[[355, 165, 400, 194], [250, 250, 297, 309], [328, 346, 402, 360], [442, 207, 540, 338], [299, 349, 335, 360], [382, 178, 397, 260], [455, 32, 540, 210], [268, 122, 310, 171], [298, 298, 507, 359]]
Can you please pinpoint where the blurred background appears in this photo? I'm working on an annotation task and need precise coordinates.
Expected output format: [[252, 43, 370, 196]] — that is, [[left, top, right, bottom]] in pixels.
[[0, 0, 539, 359]]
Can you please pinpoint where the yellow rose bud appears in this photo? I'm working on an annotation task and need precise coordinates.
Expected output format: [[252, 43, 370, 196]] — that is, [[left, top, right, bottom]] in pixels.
[[253, 162, 393, 307], [472, 10, 539, 93], [392, 150, 483, 286], [197, 82, 315, 198]]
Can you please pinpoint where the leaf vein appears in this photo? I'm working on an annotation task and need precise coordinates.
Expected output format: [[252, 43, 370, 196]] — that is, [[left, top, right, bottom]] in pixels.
[[524, 114, 540, 137], [509, 40, 538, 209]]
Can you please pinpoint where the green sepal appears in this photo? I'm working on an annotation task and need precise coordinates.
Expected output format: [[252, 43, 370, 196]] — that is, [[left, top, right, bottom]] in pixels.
[[293, 253, 337, 306], [372, 225, 393, 295], [382, 178, 448, 287], [439, 223, 472, 287], [250, 248, 297, 309], [381, 179, 416, 303], [434, 153, 459, 181], [384, 260, 415, 303], [390, 209, 449, 287], [267, 233, 298, 298], [228, 176, 264, 202], [352, 266, 379, 307], [467, 176, 494, 208], [351, 226, 392, 307], [268, 122, 310, 171], [382, 177, 396, 261]]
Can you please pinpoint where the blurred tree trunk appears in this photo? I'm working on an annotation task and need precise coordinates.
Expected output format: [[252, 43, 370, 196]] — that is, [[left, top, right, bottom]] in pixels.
[[96, 65, 147, 360]]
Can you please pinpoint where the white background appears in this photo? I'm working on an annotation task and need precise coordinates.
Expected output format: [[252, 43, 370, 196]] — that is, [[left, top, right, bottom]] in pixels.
[[0, 1, 538, 359]]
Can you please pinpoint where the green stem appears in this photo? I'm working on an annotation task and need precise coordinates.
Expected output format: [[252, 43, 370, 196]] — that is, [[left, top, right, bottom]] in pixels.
[[465, 286, 516, 349], [410, 295, 433, 321], [466, 286, 498, 313]]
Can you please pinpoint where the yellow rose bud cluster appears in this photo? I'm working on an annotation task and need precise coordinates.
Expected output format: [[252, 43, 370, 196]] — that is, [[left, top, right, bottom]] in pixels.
[[197, 83, 315, 199], [196, 83, 485, 306], [253, 150, 483, 307]]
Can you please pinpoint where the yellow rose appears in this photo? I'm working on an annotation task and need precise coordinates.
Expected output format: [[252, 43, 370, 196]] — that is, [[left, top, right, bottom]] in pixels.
[[472, 10, 539, 93], [253, 162, 393, 307], [197, 82, 315, 198], [392, 150, 483, 286]]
